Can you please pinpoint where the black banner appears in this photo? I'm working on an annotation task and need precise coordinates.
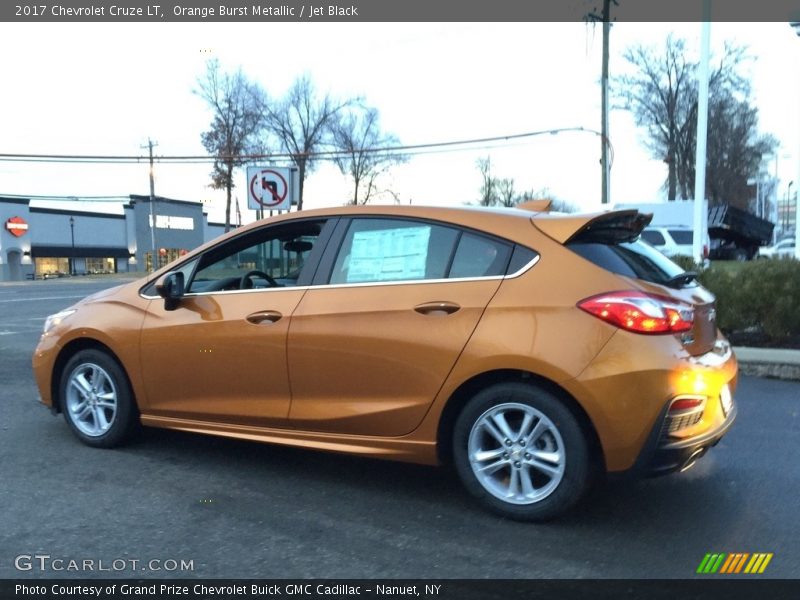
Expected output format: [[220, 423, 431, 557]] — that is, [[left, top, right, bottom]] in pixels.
[[3, 0, 800, 22], [3, 579, 800, 600]]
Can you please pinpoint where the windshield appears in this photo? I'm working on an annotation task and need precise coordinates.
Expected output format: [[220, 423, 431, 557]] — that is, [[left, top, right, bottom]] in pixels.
[[567, 238, 692, 287]]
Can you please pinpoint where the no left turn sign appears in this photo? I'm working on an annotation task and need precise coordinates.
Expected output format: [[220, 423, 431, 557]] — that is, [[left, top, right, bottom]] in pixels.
[[247, 167, 293, 211]]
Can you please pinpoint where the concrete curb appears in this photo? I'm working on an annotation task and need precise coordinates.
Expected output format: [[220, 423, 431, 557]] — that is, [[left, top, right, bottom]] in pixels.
[[733, 347, 800, 381]]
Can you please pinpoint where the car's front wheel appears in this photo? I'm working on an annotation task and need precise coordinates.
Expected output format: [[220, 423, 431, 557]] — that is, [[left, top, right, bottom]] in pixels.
[[452, 382, 591, 521], [59, 349, 138, 448]]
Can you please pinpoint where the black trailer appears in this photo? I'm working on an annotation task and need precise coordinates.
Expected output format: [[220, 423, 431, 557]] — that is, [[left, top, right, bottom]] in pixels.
[[707, 204, 774, 261]]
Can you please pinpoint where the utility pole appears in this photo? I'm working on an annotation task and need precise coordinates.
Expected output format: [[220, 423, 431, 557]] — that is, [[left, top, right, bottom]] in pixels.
[[587, 0, 616, 204], [141, 138, 158, 272]]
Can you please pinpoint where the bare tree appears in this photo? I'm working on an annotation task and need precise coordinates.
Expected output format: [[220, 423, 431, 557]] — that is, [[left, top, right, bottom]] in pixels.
[[616, 37, 773, 207], [497, 178, 517, 208], [477, 157, 498, 207], [195, 59, 265, 232], [331, 106, 406, 205], [689, 95, 778, 209], [616, 35, 696, 200], [262, 75, 352, 210]]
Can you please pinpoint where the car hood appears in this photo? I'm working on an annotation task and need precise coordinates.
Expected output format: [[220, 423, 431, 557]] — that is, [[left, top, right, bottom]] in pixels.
[[532, 210, 652, 245]]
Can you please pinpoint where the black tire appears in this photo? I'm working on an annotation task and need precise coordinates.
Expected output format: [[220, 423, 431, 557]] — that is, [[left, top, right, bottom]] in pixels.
[[452, 382, 591, 521], [59, 349, 139, 448]]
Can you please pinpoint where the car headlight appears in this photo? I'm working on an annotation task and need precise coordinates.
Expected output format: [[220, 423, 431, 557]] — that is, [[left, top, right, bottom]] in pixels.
[[43, 309, 76, 334]]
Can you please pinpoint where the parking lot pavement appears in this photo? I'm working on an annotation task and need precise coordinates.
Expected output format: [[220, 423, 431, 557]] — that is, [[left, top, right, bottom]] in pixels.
[[1, 277, 799, 579]]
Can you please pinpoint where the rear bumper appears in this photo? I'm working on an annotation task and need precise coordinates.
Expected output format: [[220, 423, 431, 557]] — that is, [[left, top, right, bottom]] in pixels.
[[565, 332, 738, 473], [629, 397, 737, 477]]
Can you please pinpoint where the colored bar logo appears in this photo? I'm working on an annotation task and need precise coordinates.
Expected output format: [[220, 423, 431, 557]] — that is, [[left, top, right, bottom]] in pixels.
[[697, 553, 773, 574]]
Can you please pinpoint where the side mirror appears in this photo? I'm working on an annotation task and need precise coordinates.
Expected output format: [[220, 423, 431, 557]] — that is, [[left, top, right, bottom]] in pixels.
[[155, 271, 184, 311]]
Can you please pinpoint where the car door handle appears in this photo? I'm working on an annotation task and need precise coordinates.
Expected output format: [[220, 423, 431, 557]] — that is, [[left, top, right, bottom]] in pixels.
[[246, 310, 283, 324], [414, 301, 461, 316]]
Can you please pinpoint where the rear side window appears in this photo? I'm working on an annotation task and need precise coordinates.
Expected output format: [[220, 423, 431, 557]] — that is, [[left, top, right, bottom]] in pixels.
[[641, 230, 665, 246], [330, 219, 458, 284], [668, 230, 693, 245], [449, 232, 512, 278], [568, 239, 689, 287], [328, 218, 518, 285]]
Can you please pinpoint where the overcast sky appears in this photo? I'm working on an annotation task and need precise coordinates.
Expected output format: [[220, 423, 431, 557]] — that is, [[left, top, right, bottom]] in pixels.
[[1, 22, 798, 223]]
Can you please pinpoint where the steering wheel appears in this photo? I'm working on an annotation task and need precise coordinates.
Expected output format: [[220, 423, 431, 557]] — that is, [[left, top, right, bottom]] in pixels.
[[239, 270, 278, 289]]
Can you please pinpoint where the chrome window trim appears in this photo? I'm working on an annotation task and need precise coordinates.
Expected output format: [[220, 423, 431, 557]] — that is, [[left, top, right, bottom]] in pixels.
[[505, 254, 540, 279], [139, 255, 540, 300]]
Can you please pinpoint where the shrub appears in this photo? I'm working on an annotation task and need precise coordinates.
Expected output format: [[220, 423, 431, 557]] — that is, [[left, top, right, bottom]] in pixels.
[[697, 258, 800, 343], [670, 254, 701, 273]]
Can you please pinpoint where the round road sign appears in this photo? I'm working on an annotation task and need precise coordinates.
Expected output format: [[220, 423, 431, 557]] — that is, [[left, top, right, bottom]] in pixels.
[[249, 169, 289, 209]]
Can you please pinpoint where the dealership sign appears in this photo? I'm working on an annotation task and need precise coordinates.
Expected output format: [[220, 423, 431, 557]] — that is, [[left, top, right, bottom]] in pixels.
[[5, 216, 29, 237]]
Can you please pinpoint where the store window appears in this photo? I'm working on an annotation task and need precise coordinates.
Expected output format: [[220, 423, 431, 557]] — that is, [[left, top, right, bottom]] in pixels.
[[145, 249, 185, 272], [85, 258, 116, 274], [35, 258, 69, 277]]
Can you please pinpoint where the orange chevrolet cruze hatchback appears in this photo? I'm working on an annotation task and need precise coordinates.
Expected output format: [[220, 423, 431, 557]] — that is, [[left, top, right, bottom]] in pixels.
[[33, 203, 737, 520]]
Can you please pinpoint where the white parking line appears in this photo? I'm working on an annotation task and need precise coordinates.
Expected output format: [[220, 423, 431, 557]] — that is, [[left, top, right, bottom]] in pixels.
[[0, 295, 85, 303]]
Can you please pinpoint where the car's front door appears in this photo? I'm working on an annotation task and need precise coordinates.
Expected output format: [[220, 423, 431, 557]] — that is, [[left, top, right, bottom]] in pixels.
[[287, 217, 512, 436], [139, 218, 331, 427]]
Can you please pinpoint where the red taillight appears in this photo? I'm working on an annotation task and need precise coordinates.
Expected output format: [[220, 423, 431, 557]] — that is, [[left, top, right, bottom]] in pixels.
[[577, 291, 694, 334], [669, 397, 705, 413]]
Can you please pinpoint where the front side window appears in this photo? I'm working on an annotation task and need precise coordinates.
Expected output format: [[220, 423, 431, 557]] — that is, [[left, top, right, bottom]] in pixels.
[[188, 220, 325, 293]]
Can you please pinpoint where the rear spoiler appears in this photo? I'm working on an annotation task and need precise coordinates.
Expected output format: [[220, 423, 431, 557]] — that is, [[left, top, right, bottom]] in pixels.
[[532, 210, 653, 244], [517, 199, 553, 213]]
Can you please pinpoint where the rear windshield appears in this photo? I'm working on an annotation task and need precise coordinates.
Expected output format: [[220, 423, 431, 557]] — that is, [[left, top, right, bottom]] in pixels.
[[567, 238, 691, 287]]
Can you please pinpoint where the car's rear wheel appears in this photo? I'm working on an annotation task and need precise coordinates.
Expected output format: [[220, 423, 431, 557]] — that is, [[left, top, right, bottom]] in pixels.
[[452, 382, 591, 521], [59, 349, 138, 448]]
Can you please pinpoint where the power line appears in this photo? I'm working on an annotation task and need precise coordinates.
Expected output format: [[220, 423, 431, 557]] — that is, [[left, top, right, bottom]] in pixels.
[[0, 126, 613, 165]]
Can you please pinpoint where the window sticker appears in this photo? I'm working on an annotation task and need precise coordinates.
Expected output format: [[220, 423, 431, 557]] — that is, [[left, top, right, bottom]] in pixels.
[[346, 226, 431, 283]]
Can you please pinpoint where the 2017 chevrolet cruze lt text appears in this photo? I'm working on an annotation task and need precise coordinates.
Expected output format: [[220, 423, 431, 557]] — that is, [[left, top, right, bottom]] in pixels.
[[33, 203, 737, 520]]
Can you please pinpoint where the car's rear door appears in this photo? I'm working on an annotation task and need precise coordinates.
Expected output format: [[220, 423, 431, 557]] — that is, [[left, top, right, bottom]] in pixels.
[[286, 217, 512, 436]]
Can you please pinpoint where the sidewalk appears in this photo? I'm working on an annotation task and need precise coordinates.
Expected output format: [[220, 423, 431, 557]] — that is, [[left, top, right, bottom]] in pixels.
[[734, 347, 800, 381]]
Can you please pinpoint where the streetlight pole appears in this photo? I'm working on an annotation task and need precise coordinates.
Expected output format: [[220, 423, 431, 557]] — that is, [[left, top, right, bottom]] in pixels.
[[792, 22, 800, 259], [69, 216, 75, 276], [692, 5, 711, 265]]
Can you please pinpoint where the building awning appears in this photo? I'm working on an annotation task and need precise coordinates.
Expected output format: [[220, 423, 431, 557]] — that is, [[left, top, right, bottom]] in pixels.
[[30, 246, 131, 259]]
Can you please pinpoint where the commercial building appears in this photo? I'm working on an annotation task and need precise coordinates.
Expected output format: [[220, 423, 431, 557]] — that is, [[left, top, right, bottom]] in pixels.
[[0, 195, 228, 281]]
